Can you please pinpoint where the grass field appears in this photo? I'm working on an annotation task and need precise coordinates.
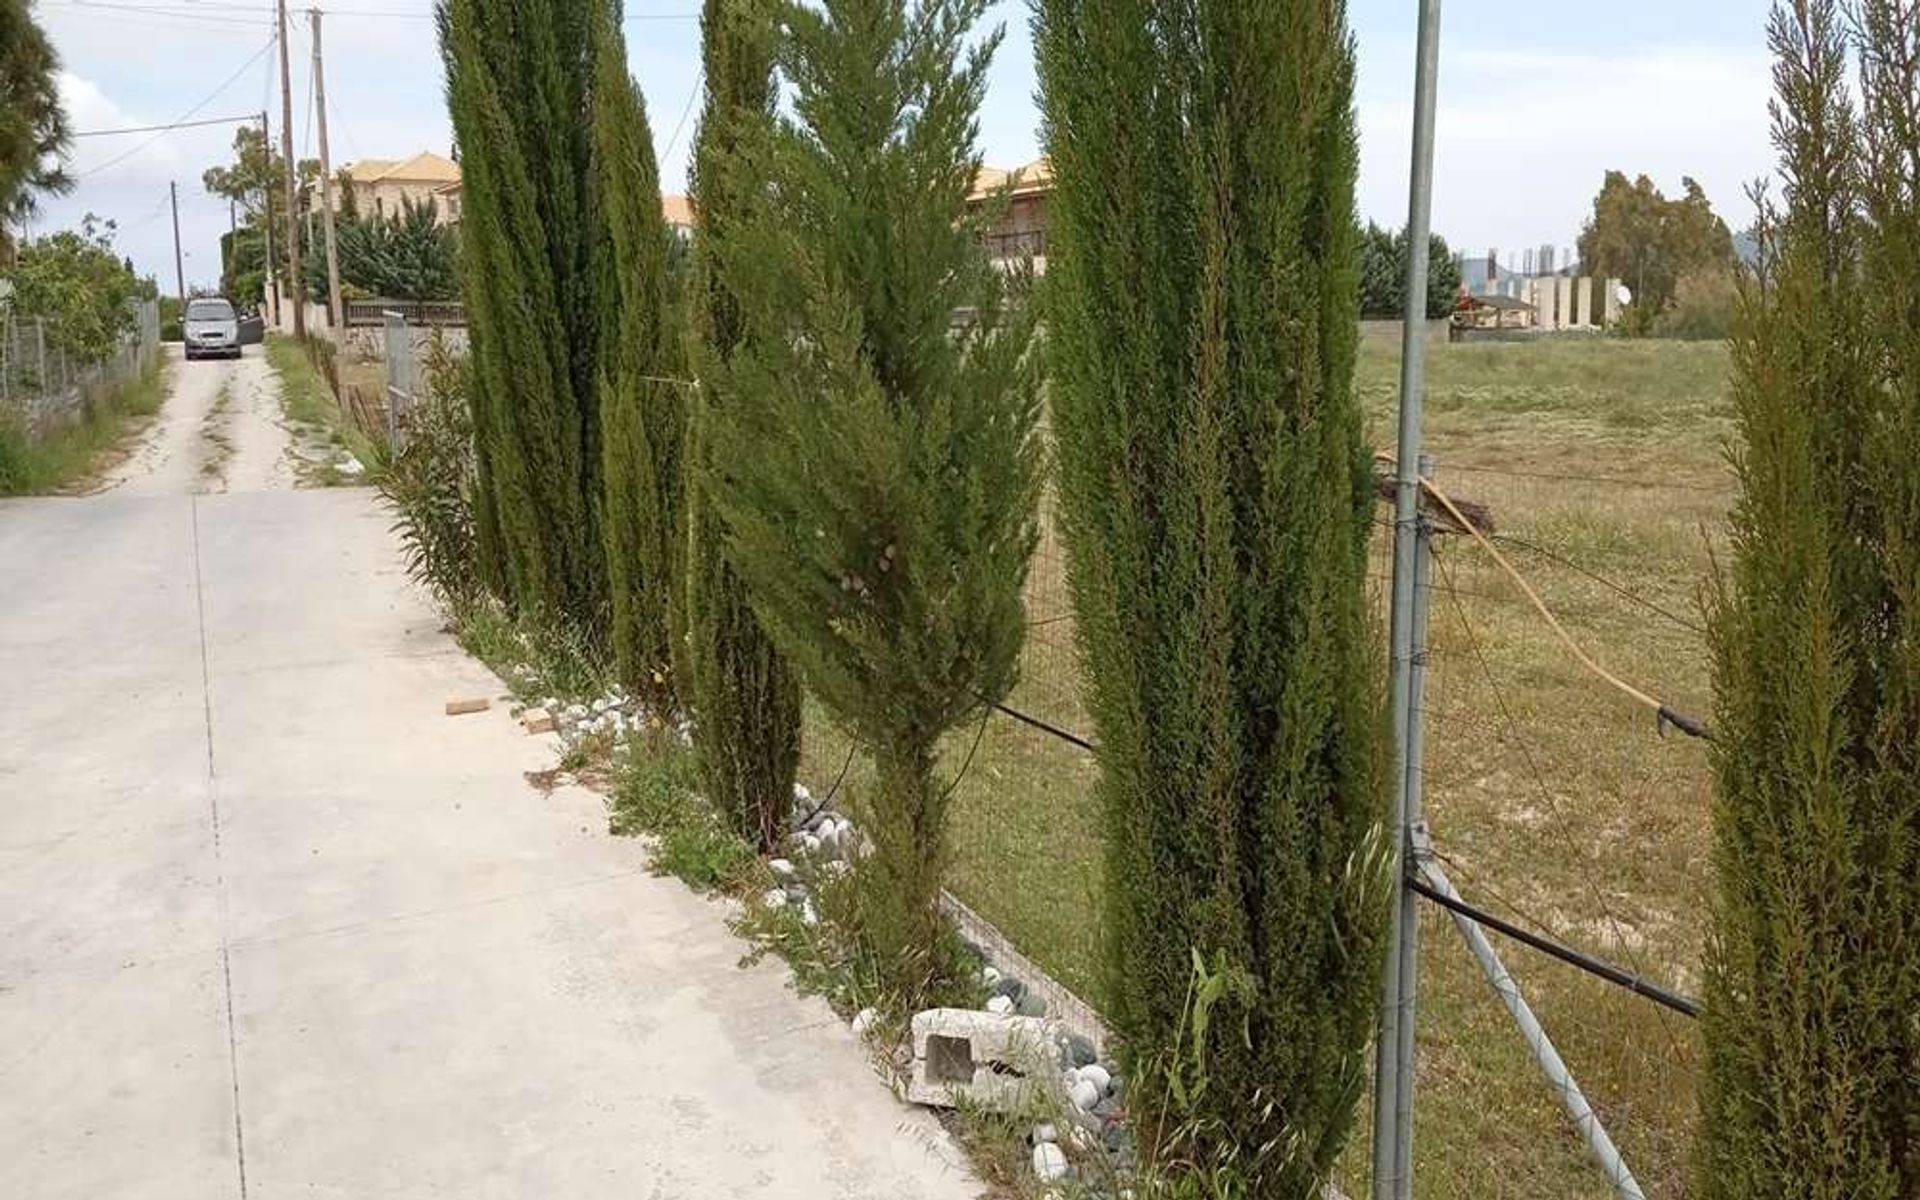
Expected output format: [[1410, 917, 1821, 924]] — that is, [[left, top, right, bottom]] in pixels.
[[0, 354, 169, 496], [264, 334, 383, 484], [800, 334, 1736, 1199]]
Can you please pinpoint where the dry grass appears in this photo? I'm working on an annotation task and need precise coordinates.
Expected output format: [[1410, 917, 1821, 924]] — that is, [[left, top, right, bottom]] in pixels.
[[800, 335, 1735, 1200]]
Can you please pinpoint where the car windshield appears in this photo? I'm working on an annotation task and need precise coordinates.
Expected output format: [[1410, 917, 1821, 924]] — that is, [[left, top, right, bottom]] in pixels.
[[186, 299, 235, 321]]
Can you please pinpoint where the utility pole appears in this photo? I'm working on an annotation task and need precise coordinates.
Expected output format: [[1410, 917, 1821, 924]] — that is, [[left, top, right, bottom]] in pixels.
[[276, 0, 305, 338], [169, 181, 186, 310], [1371, 1, 1443, 1198], [261, 111, 277, 325], [309, 7, 343, 329]]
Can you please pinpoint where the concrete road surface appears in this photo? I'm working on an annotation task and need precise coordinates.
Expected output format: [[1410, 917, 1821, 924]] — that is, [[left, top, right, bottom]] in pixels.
[[0, 359, 979, 1198], [103, 345, 293, 495]]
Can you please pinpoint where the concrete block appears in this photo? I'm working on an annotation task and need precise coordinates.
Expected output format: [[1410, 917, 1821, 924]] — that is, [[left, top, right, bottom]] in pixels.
[[445, 697, 491, 716], [521, 707, 557, 735], [907, 1008, 1060, 1110], [1557, 277, 1574, 330]]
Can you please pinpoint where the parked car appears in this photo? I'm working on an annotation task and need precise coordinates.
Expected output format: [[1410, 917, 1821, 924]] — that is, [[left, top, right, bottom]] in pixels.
[[183, 297, 241, 361]]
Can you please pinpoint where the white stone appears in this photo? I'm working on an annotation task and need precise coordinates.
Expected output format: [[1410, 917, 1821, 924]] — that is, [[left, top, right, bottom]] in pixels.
[[1069, 1079, 1100, 1111], [1031, 1121, 1057, 1145], [982, 965, 1002, 987], [851, 1008, 879, 1039], [800, 901, 819, 926], [761, 888, 788, 910], [799, 833, 822, 854], [985, 995, 1014, 1016], [793, 783, 812, 804], [768, 858, 796, 879], [905, 1008, 1062, 1111], [1080, 1064, 1111, 1095], [1031, 1142, 1069, 1182]]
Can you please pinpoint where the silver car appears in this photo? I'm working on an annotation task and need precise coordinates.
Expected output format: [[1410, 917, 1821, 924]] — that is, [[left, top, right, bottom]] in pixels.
[[183, 297, 241, 361]]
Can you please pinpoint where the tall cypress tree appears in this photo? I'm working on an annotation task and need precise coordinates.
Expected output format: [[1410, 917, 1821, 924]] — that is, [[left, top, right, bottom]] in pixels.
[[683, 0, 802, 851], [439, 0, 607, 627], [710, 0, 1040, 997], [1697, 4, 1920, 1196], [1035, 0, 1388, 1189], [592, 4, 684, 712]]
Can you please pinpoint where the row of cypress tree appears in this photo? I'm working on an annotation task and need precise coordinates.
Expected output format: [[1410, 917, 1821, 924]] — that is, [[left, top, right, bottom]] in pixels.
[[439, 1, 1920, 1195], [438, 0, 1391, 1190]]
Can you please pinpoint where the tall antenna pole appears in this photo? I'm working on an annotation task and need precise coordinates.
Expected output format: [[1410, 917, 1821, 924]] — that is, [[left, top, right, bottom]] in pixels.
[[311, 7, 344, 331], [170, 181, 186, 309], [277, 0, 305, 338], [1372, 1, 1444, 1198]]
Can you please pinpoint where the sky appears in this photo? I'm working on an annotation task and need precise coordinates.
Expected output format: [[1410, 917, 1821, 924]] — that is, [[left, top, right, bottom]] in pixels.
[[26, 0, 1777, 294]]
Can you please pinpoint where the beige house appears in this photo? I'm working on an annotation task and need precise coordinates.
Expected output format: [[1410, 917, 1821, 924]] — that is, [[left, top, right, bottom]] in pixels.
[[970, 157, 1052, 270], [338, 151, 462, 223]]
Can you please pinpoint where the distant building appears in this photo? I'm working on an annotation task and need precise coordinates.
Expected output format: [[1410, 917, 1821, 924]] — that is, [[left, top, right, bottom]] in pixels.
[[338, 152, 463, 223], [662, 193, 695, 240], [969, 157, 1052, 270], [1454, 292, 1537, 331]]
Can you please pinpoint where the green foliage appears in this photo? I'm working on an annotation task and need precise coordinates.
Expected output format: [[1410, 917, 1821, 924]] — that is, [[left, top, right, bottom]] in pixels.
[[314, 197, 461, 302], [1697, 3, 1920, 1197], [7, 215, 143, 362], [1358, 221, 1461, 320], [591, 4, 686, 714], [1577, 169, 1735, 328], [608, 740, 761, 893], [1650, 269, 1737, 341], [1035, 0, 1391, 1193], [683, 0, 802, 853], [710, 0, 1042, 1001], [0, 352, 164, 496], [438, 0, 610, 630], [0, 0, 70, 259], [376, 338, 481, 609]]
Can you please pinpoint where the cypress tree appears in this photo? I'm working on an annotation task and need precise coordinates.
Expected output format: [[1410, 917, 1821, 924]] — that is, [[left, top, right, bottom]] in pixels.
[[683, 0, 802, 851], [438, 0, 607, 627], [591, 4, 685, 713], [1697, 4, 1920, 1196], [709, 0, 1041, 996], [1035, 0, 1389, 1189]]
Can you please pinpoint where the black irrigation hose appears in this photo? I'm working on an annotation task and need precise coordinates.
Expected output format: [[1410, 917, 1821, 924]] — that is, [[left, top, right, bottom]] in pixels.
[[1409, 874, 1701, 1019], [988, 698, 1098, 753], [795, 746, 856, 830]]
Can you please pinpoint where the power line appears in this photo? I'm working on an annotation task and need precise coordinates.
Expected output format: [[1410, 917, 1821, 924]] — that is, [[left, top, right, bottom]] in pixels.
[[78, 34, 279, 180], [70, 113, 260, 138]]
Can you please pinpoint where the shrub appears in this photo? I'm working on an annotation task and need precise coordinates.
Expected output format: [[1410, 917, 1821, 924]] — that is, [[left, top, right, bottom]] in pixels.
[[1651, 269, 1737, 341], [682, 0, 802, 853], [375, 337, 480, 610], [709, 0, 1042, 1001], [1035, 0, 1391, 1192]]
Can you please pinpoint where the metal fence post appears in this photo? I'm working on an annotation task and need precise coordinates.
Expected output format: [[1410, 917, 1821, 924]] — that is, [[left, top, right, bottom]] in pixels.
[[1373, 2, 1444, 1197], [1391, 455, 1436, 1190]]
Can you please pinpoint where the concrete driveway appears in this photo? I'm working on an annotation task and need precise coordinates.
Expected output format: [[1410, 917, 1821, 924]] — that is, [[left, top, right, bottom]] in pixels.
[[0, 363, 978, 1198]]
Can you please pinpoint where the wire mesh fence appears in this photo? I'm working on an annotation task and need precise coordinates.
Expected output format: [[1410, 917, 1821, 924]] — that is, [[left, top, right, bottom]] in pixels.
[[0, 300, 161, 442], [933, 426, 1733, 1198]]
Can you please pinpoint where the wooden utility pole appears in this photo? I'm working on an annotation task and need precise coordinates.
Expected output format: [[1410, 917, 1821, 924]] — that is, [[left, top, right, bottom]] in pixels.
[[261, 111, 277, 324], [169, 181, 186, 309], [276, 0, 305, 338], [311, 8, 344, 330]]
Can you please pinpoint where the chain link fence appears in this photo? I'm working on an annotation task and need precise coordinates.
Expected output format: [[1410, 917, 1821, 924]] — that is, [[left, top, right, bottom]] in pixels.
[[0, 299, 161, 442]]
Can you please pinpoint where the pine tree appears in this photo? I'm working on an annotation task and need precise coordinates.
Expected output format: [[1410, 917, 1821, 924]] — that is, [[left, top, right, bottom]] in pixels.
[[438, 0, 607, 627], [682, 0, 802, 851], [709, 0, 1040, 995], [591, 4, 685, 713], [1697, 4, 1920, 1196], [1034, 0, 1389, 1190]]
